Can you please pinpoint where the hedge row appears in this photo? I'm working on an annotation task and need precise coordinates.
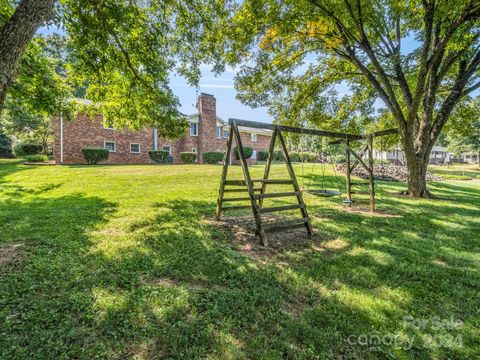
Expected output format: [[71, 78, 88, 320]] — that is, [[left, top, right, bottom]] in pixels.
[[203, 151, 224, 164], [81, 147, 109, 164], [180, 152, 197, 163], [289, 151, 318, 163], [234, 146, 253, 160], [148, 150, 170, 163], [24, 154, 49, 163], [257, 150, 284, 162], [14, 143, 43, 157]]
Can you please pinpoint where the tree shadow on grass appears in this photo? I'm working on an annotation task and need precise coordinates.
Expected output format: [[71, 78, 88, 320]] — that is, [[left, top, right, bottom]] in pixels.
[[0, 193, 116, 359], [282, 182, 480, 359], [1, 186, 478, 358], [85, 198, 478, 359]]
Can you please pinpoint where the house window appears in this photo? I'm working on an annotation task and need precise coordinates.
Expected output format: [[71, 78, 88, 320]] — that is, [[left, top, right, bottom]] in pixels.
[[190, 122, 198, 136], [223, 129, 229, 138], [252, 150, 257, 160], [130, 143, 140, 153], [251, 133, 257, 142], [216, 126, 221, 139], [192, 147, 197, 153], [104, 141, 116, 152], [162, 145, 171, 154]]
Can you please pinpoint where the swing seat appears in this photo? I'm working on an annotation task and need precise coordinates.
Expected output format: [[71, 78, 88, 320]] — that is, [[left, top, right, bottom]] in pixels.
[[304, 189, 341, 197]]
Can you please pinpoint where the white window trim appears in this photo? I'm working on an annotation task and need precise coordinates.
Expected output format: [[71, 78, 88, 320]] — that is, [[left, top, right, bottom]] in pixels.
[[216, 126, 221, 139], [104, 141, 116, 152], [162, 145, 171, 154], [190, 122, 198, 136], [251, 133, 257, 142], [192, 147, 197, 153], [223, 129, 229, 138], [130, 143, 140, 154]]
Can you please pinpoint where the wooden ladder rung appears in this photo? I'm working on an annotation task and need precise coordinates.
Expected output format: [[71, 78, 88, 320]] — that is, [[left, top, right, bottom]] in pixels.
[[224, 180, 246, 186], [258, 204, 305, 214], [253, 191, 301, 199], [252, 179, 294, 184], [223, 188, 261, 193], [223, 197, 251, 202], [221, 205, 251, 211], [263, 218, 310, 233]]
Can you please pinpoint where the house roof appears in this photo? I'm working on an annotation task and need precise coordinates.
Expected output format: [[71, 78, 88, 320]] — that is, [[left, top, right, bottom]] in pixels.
[[186, 112, 271, 135]]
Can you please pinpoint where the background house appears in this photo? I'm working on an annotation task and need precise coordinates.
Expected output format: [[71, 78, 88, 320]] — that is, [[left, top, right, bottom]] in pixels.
[[372, 145, 455, 165], [53, 93, 271, 164]]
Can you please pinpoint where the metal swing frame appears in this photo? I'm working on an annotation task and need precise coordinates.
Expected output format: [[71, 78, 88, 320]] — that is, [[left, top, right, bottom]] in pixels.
[[215, 118, 397, 246]]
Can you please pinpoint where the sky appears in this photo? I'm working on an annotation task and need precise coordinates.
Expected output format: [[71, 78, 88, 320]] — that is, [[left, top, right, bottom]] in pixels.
[[169, 66, 273, 123]]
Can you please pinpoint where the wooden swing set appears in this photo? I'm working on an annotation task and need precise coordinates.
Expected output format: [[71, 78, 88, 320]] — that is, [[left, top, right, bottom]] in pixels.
[[215, 118, 397, 246]]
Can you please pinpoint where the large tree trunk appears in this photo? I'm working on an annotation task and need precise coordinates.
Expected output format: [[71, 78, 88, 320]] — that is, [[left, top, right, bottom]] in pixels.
[[405, 154, 430, 197], [401, 123, 435, 198], [0, 0, 55, 108]]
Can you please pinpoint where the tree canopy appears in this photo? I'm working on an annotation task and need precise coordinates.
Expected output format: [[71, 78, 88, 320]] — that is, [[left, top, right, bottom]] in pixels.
[[0, 0, 226, 139], [210, 0, 480, 196], [445, 97, 480, 162]]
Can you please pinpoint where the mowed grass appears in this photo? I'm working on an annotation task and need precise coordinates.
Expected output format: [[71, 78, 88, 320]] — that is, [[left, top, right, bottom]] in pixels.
[[0, 159, 479, 359], [429, 164, 480, 180]]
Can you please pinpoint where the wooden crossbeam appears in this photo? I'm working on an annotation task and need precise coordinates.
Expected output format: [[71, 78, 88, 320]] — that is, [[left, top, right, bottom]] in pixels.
[[263, 218, 310, 233], [253, 191, 302, 200], [258, 204, 305, 214], [329, 128, 398, 145], [345, 144, 370, 172], [230, 118, 362, 140], [223, 197, 251, 202], [223, 188, 262, 193], [221, 205, 251, 211], [349, 143, 369, 173]]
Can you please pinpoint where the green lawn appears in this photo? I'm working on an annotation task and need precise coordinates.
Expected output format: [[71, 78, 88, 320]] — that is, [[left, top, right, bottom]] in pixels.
[[0, 160, 479, 359], [429, 164, 480, 180]]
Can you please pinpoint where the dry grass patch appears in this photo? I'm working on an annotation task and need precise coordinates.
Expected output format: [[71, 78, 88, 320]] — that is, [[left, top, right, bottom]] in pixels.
[[0, 243, 24, 267]]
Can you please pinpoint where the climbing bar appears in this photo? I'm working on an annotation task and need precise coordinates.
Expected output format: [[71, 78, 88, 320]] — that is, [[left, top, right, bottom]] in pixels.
[[263, 218, 310, 233], [258, 204, 305, 214], [253, 191, 302, 199]]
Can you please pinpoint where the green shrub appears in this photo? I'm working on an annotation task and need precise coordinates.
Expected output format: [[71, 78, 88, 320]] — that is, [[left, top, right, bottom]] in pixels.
[[304, 152, 319, 162], [14, 143, 43, 157], [273, 150, 284, 161], [148, 150, 169, 163], [258, 150, 269, 161], [203, 151, 224, 164], [81, 147, 110, 165], [289, 151, 301, 162], [180, 152, 197, 163], [234, 146, 253, 160], [288, 151, 318, 162], [24, 154, 49, 163]]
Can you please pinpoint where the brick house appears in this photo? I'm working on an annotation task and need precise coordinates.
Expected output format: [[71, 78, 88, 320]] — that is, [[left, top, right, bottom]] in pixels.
[[53, 93, 271, 164]]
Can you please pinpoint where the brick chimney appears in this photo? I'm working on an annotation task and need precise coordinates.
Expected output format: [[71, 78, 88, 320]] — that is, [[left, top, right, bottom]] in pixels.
[[198, 93, 217, 162]]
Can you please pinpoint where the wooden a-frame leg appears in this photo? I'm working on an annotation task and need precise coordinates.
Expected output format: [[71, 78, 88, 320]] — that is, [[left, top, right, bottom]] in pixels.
[[368, 134, 375, 212], [259, 128, 277, 208], [345, 141, 352, 206], [276, 128, 313, 238], [232, 123, 267, 246], [215, 127, 234, 220]]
